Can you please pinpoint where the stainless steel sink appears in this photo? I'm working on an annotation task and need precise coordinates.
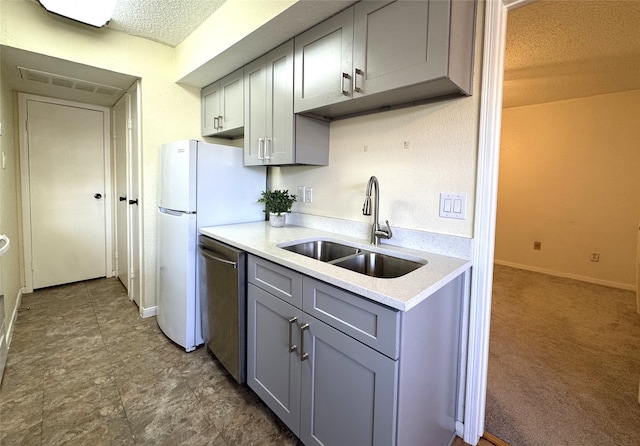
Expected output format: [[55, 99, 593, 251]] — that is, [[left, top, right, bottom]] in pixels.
[[279, 239, 427, 279], [332, 252, 425, 278], [279, 240, 361, 262]]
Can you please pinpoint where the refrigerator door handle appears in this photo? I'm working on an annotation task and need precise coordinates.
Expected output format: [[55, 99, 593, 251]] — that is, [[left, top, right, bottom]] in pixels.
[[199, 245, 238, 268], [159, 208, 193, 217]]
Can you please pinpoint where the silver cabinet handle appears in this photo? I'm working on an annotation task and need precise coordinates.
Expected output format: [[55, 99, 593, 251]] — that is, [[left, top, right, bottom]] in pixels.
[[264, 138, 271, 160], [300, 323, 310, 361], [258, 138, 264, 160], [288, 317, 298, 352], [213, 116, 219, 130], [354, 68, 363, 93], [341, 72, 350, 96], [217, 115, 223, 129]]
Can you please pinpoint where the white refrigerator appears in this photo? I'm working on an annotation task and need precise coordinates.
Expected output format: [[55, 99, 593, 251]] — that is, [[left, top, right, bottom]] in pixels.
[[156, 140, 265, 352]]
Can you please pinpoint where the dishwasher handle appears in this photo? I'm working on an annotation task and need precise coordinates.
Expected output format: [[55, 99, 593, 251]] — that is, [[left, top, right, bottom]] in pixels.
[[199, 244, 238, 269]]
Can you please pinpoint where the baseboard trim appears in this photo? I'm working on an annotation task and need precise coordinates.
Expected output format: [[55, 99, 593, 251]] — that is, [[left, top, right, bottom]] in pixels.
[[6, 288, 24, 347], [140, 305, 157, 318], [494, 260, 635, 291], [483, 431, 510, 446], [455, 420, 465, 438]]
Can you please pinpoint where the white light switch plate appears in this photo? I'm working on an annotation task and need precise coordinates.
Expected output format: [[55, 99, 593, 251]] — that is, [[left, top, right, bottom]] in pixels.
[[439, 193, 467, 219]]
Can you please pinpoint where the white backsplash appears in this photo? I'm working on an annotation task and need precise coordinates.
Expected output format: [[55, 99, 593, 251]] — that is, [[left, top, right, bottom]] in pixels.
[[286, 212, 472, 260]]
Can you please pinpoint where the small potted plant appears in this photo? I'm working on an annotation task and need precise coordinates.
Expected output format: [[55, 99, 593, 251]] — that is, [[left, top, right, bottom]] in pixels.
[[258, 189, 297, 227]]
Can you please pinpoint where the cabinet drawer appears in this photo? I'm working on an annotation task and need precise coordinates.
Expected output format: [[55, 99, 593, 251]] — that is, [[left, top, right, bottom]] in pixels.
[[248, 255, 303, 308], [302, 277, 400, 359]]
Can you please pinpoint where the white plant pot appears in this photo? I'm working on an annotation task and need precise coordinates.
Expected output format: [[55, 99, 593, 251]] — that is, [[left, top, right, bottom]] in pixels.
[[269, 213, 286, 227]]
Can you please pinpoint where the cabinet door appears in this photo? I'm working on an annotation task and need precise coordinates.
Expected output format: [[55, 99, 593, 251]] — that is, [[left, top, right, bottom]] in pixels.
[[243, 56, 268, 166], [201, 81, 220, 136], [244, 41, 295, 166], [218, 68, 244, 134], [352, 0, 451, 97], [265, 40, 295, 165], [247, 284, 302, 435], [294, 7, 354, 114], [299, 314, 398, 446]]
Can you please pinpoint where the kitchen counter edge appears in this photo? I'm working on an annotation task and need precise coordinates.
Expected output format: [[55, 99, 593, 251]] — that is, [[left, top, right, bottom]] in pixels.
[[199, 222, 471, 312]]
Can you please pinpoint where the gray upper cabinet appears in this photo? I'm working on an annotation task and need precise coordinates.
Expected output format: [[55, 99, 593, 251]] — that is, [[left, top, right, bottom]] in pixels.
[[244, 40, 329, 166], [294, 0, 477, 118], [293, 7, 354, 114], [201, 68, 244, 138]]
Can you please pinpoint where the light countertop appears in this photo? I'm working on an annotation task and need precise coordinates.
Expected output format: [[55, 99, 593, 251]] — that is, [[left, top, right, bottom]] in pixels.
[[199, 222, 471, 312]]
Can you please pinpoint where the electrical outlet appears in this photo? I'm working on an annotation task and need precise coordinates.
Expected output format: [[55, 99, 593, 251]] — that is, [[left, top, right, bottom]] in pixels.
[[590, 252, 600, 262], [297, 186, 306, 203], [304, 187, 313, 203]]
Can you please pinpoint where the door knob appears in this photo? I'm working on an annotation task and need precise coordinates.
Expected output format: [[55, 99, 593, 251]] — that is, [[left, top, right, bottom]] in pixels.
[[128, 199, 138, 205], [119, 196, 127, 201], [94, 193, 102, 199]]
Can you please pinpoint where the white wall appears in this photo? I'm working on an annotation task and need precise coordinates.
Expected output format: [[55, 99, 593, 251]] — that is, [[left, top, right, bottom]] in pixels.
[[495, 89, 640, 289], [271, 96, 479, 238], [0, 0, 202, 312], [0, 54, 22, 347]]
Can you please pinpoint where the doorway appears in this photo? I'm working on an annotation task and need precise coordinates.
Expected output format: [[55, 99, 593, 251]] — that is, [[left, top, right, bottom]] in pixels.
[[112, 81, 142, 308], [467, 0, 640, 444], [18, 94, 113, 292]]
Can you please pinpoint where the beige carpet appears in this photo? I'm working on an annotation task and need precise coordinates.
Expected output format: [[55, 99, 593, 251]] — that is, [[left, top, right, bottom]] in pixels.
[[485, 265, 640, 445]]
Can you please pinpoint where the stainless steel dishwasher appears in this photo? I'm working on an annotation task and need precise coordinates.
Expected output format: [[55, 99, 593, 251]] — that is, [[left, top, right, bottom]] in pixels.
[[198, 235, 246, 383]]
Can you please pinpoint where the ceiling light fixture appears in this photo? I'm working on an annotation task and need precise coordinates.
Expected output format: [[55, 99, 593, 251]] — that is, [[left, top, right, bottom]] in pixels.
[[37, 0, 117, 28]]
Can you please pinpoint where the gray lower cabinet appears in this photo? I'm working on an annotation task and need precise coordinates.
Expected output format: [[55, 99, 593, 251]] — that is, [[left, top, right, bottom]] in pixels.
[[294, 0, 477, 118], [247, 283, 302, 430], [246, 254, 463, 446], [299, 312, 397, 446]]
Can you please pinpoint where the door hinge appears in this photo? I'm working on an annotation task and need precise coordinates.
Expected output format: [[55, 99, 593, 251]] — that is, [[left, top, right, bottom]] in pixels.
[[127, 119, 133, 130], [129, 267, 135, 279]]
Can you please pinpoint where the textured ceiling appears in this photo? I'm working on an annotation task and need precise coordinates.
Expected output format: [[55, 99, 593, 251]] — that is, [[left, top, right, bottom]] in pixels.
[[504, 0, 640, 108], [8, 0, 640, 109], [108, 0, 228, 47]]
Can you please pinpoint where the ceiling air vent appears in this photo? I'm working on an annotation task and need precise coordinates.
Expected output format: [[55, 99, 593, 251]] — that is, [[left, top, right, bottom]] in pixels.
[[18, 67, 123, 97]]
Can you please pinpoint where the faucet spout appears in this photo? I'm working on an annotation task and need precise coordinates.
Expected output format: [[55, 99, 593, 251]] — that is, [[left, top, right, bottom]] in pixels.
[[362, 176, 392, 245]]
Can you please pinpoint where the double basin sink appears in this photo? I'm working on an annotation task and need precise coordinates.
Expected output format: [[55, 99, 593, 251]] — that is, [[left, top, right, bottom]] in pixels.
[[278, 239, 427, 279]]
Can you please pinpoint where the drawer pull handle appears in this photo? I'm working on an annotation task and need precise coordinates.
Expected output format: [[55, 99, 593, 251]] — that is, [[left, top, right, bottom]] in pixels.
[[288, 317, 297, 352], [300, 323, 310, 361]]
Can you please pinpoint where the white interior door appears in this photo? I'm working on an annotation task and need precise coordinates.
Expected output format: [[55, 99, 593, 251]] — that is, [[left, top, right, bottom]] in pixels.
[[24, 97, 110, 289], [128, 81, 142, 308], [114, 96, 129, 290]]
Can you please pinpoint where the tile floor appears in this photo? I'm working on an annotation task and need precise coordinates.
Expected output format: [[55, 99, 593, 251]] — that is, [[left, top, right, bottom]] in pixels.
[[0, 278, 300, 445], [0, 277, 484, 446]]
